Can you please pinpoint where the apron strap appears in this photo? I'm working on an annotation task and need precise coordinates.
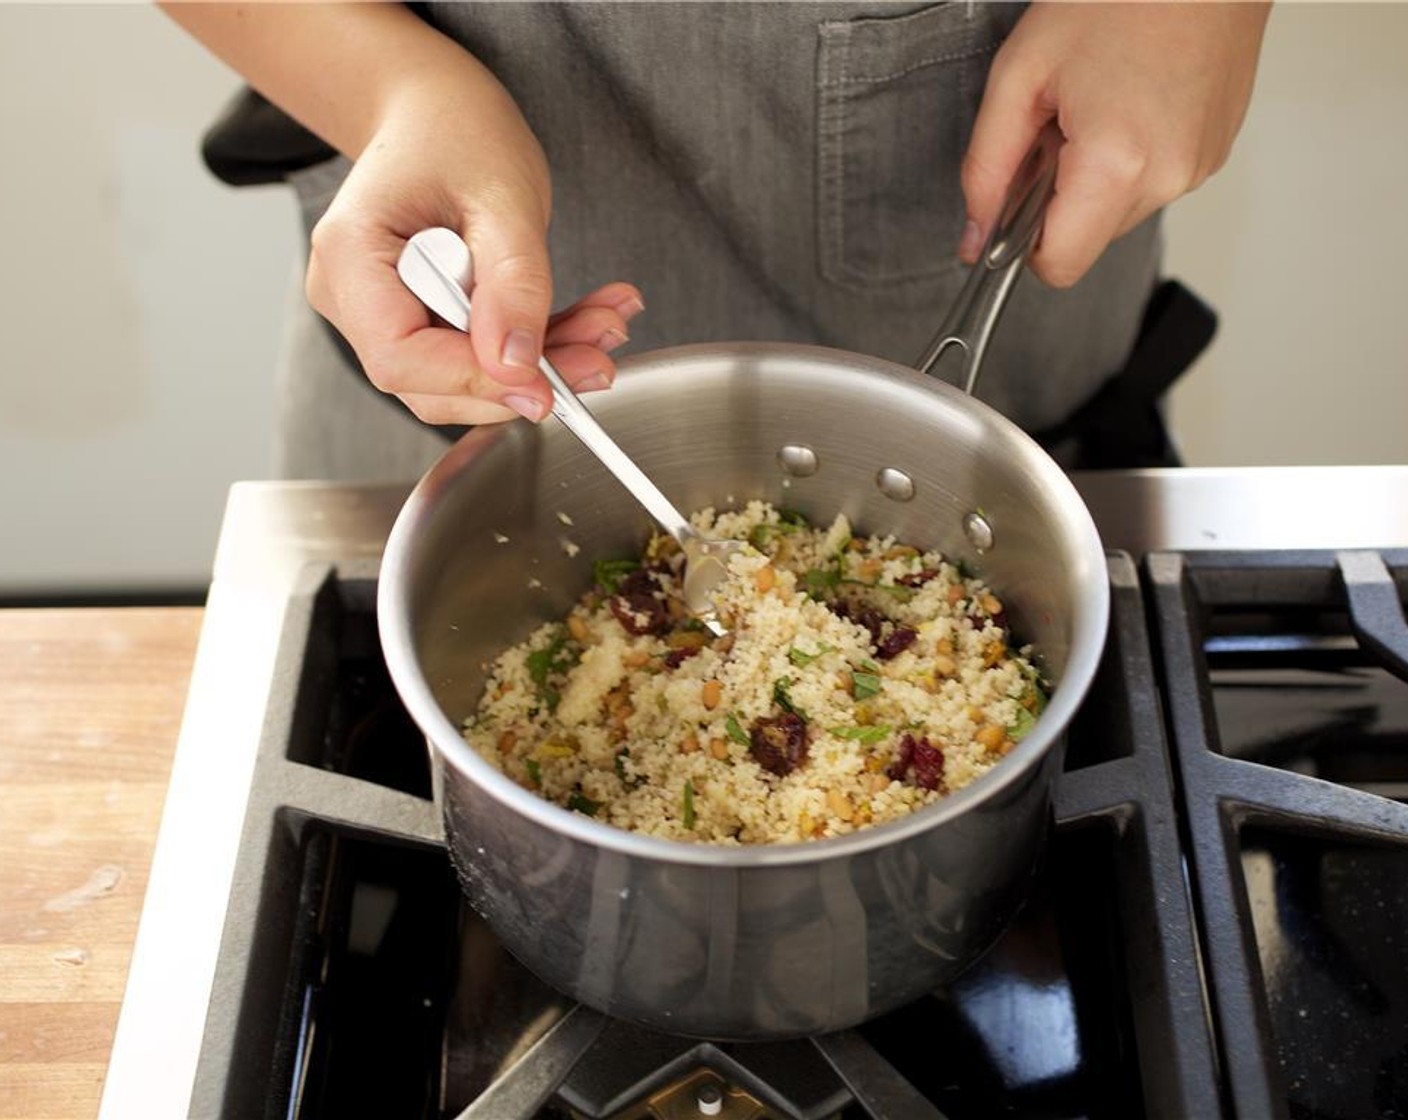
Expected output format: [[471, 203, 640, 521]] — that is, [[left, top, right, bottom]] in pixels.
[[1035, 280, 1218, 470]]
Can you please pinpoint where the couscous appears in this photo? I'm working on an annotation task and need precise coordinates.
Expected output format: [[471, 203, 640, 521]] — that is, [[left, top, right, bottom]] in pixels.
[[463, 501, 1046, 844]]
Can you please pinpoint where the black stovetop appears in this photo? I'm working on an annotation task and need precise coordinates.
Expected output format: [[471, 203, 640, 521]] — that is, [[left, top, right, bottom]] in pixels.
[[180, 546, 1408, 1120]]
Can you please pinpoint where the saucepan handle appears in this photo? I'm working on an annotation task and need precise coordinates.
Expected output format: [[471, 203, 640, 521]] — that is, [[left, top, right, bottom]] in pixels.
[[915, 122, 1062, 396]]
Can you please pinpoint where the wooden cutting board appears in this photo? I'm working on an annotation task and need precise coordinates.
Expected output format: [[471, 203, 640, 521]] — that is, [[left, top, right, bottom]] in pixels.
[[0, 608, 202, 1120]]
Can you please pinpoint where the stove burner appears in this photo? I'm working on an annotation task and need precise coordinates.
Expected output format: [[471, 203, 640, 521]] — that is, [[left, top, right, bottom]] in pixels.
[[194, 555, 1219, 1117], [553, 1024, 849, 1120], [179, 545, 1408, 1118], [588, 1067, 772, 1120], [1150, 548, 1408, 1118]]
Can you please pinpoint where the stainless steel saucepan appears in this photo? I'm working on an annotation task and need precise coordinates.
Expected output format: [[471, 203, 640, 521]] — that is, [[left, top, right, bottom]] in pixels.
[[378, 126, 1110, 1039]]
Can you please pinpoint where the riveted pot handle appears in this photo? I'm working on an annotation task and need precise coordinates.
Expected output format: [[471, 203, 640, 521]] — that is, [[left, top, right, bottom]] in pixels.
[[915, 122, 1062, 396]]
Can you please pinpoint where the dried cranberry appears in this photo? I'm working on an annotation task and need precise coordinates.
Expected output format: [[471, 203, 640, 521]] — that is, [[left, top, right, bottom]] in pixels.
[[885, 735, 915, 781], [663, 646, 700, 670], [616, 566, 661, 598], [967, 604, 1008, 633], [749, 712, 809, 776], [897, 567, 940, 589], [887, 733, 944, 790], [609, 566, 672, 636], [876, 625, 917, 661], [831, 600, 886, 646], [610, 593, 670, 636], [910, 738, 945, 790]]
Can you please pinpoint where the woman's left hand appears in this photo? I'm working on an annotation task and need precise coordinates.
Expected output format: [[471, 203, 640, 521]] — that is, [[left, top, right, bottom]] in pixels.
[[959, 1, 1272, 288]]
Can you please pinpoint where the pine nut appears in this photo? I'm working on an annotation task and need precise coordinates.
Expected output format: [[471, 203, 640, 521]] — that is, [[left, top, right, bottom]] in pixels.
[[976, 724, 1007, 750], [827, 790, 854, 821]]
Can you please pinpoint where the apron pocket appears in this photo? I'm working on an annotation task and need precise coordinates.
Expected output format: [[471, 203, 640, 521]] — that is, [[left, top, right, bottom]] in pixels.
[[816, 3, 1017, 289]]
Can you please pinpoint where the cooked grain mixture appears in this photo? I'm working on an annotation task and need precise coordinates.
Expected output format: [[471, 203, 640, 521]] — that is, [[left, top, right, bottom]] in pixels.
[[463, 502, 1046, 845]]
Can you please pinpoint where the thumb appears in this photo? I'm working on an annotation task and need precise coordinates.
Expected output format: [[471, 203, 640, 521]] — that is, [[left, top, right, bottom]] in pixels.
[[959, 48, 1052, 264], [467, 214, 555, 419]]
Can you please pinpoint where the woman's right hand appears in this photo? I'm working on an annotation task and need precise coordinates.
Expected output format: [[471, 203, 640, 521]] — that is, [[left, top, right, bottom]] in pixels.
[[162, 3, 640, 427], [306, 62, 642, 426]]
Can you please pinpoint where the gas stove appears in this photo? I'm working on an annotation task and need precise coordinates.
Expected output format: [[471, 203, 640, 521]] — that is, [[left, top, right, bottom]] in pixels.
[[100, 468, 1408, 1119]]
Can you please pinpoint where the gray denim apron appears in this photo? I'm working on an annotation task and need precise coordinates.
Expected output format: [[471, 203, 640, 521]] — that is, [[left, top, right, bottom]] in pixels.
[[277, 1, 1161, 481]]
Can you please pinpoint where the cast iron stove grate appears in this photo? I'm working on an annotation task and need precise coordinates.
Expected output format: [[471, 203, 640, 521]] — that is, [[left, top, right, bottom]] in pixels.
[[1148, 549, 1408, 1120], [189, 553, 1217, 1119]]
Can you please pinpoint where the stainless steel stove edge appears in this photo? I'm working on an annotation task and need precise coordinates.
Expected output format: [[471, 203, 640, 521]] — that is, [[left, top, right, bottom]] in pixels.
[[98, 466, 1408, 1119]]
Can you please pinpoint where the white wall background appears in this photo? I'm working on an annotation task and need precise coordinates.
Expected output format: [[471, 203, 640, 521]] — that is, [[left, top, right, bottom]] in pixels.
[[0, 5, 295, 595], [0, 4, 1405, 595], [1164, 3, 1408, 466]]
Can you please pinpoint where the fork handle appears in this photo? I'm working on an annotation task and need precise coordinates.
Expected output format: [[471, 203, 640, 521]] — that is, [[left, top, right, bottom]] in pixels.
[[537, 356, 697, 543], [396, 227, 697, 546]]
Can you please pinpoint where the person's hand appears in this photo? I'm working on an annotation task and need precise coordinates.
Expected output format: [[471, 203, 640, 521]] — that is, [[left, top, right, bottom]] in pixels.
[[159, 4, 637, 425], [959, 2, 1271, 289], [306, 55, 642, 426]]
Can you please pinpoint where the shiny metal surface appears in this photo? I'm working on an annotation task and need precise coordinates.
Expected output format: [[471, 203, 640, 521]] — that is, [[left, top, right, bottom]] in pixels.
[[874, 466, 915, 502], [962, 510, 996, 553], [453, 1005, 608, 1120], [398, 226, 739, 635], [99, 484, 410, 1120], [102, 465, 1408, 1116], [915, 124, 1060, 393], [1074, 465, 1408, 553], [777, 443, 820, 478], [378, 342, 1110, 1037]]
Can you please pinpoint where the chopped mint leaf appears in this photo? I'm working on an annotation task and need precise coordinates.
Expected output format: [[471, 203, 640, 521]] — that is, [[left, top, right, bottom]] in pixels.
[[526, 629, 578, 712], [839, 578, 913, 601], [851, 670, 882, 701], [615, 749, 644, 790], [567, 790, 601, 816], [787, 643, 835, 668], [725, 712, 750, 746], [1009, 707, 1038, 743], [829, 724, 893, 745], [593, 558, 641, 594], [772, 676, 807, 719]]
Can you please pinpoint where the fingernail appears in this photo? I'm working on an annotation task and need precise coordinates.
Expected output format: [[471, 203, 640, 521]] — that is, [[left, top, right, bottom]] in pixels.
[[958, 219, 983, 261], [577, 372, 612, 393], [597, 328, 629, 353], [501, 328, 539, 370], [615, 296, 645, 320], [504, 394, 547, 422]]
